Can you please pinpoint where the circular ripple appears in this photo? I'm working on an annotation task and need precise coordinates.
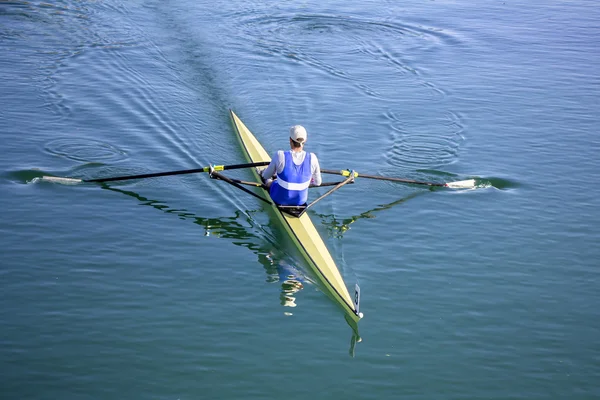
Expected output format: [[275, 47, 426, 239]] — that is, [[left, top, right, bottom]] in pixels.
[[383, 110, 465, 168], [45, 137, 127, 163]]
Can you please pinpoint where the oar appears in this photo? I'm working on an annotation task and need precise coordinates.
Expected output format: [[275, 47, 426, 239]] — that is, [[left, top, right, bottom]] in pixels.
[[305, 171, 356, 210], [321, 169, 476, 189], [40, 161, 270, 184], [229, 178, 349, 189], [208, 169, 273, 205]]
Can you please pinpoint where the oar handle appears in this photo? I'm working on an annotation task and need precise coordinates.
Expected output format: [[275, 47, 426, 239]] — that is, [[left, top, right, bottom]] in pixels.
[[321, 169, 446, 187]]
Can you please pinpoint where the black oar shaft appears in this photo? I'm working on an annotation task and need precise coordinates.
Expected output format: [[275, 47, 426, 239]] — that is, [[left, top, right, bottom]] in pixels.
[[210, 171, 273, 205], [320, 169, 445, 187], [229, 178, 265, 188], [313, 181, 351, 188], [306, 173, 355, 211], [86, 168, 205, 183], [85, 161, 270, 183], [230, 179, 350, 189]]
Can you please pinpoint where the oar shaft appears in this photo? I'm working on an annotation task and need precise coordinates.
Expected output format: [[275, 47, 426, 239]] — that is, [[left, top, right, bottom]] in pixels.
[[229, 179, 351, 189], [306, 172, 355, 210], [320, 169, 446, 187], [86, 168, 206, 183], [354, 172, 445, 187], [85, 161, 270, 183], [229, 178, 265, 188], [210, 171, 273, 205]]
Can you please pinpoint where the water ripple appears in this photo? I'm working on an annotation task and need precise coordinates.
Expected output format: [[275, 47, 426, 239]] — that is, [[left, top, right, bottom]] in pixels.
[[1, 0, 146, 121], [383, 110, 466, 168], [45, 137, 127, 163], [235, 13, 460, 101]]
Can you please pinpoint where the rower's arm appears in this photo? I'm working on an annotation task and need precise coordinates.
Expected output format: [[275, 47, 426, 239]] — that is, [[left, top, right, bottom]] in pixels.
[[311, 153, 322, 186], [261, 150, 284, 179]]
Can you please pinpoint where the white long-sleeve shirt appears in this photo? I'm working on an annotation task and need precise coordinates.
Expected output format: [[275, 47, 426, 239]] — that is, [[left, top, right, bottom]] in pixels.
[[261, 150, 322, 186]]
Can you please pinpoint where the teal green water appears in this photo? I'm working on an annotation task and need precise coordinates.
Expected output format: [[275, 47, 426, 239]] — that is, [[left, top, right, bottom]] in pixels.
[[2, 0, 599, 398]]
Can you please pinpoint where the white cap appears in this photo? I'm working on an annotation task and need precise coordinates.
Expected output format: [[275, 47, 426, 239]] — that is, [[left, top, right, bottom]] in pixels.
[[289, 125, 307, 144]]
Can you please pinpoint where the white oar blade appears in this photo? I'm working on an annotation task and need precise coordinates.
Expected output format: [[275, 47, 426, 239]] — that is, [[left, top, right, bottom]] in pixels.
[[445, 179, 476, 189], [40, 176, 83, 185]]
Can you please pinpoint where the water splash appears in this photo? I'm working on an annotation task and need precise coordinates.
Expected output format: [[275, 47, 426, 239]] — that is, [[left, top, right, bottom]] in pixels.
[[6, 163, 105, 185]]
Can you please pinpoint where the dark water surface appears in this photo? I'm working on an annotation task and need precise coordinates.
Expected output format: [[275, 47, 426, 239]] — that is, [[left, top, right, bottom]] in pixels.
[[1, 0, 599, 398]]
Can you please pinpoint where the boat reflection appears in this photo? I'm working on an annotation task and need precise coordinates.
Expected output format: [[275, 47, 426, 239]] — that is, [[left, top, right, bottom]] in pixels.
[[101, 184, 361, 353], [100, 183, 430, 356], [259, 252, 306, 311], [101, 184, 309, 304], [101, 184, 429, 356], [345, 313, 362, 358]]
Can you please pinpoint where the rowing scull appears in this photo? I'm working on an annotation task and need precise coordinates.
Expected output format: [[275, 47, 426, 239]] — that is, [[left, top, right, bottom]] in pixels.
[[229, 110, 362, 322]]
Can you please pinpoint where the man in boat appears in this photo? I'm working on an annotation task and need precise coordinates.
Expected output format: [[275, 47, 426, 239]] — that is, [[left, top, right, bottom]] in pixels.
[[260, 125, 322, 206]]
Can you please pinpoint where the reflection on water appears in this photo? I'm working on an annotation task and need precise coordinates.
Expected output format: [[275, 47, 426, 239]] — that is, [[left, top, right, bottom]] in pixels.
[[346, 314, 362, 358], [30, 172, 434, 355], [101, 184, 362, 351], [311, 191, 429, 356], [315, 190, 426, 238], [101, 184, 303, 296], [259, 252, 305, 310]]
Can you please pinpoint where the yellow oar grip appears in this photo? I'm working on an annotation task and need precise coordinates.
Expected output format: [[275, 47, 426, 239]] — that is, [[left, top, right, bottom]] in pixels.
[[341, 169, 359, 178], [204, 165, 226, 172]]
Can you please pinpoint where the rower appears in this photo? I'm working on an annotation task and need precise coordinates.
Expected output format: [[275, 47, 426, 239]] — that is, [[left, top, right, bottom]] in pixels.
[[260, 125, 322, 206]]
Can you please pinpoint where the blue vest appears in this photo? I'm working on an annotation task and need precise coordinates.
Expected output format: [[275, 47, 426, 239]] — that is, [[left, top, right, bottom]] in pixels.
[[270, 151, 312, 206]]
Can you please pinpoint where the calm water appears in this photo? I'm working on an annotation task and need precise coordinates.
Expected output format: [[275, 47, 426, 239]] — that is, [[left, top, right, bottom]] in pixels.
[[2, 0, 599, 398]]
